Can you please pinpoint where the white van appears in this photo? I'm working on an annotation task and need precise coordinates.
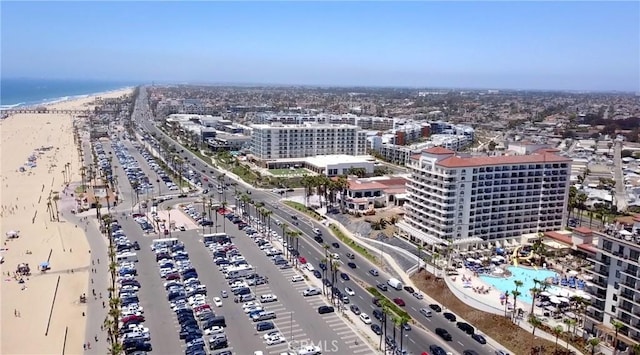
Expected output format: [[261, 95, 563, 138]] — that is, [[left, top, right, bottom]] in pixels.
[[116, 252, 139, 263], [387, 278, 403, 290]]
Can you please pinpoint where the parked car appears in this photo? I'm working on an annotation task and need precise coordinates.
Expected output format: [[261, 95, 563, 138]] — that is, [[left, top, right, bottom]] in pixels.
[[318, 306, 335, 314]]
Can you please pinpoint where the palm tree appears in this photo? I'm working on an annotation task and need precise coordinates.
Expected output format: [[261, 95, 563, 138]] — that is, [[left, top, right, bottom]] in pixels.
[[563, 318, 577, 349], [288, 230, 301, 265], [301, 175, 315, 207], [587, 337, 600, 355], [528, 315, 543, 349], [576, 192, 588, 225], [391, 315, 402, 352], [281, 223, 289, 260], [263, 209, 273, 236], [103, 214, 122, 355], [552, 325, 563, 352], [330, 259, 340, 302], [512, 280, 523, 321], [80, 166, 87, 192], [52, 193, 61, 221], [165, 205, 173, 237], [611, 319, 625, 355], [397, 314, 410, 351], [220, 201, 228, 233], [379, 300, 392, 352]]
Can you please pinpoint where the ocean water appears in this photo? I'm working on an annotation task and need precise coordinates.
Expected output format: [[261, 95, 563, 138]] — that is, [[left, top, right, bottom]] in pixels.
[[0, 78, 140, 108]]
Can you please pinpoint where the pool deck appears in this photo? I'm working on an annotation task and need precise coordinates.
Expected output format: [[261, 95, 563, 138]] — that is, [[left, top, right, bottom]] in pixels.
[[448, 267, 586, 355], [451, 268, 531, 315]]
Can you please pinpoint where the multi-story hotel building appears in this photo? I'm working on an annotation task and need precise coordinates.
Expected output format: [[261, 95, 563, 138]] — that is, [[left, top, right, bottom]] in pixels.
[[585, 227, 640, 348], [250, 122, 367, 160], [397, 146, 572, 250]]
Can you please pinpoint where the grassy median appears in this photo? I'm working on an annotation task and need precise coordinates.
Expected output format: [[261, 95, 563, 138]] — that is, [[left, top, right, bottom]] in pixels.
[[328, 224, 378, 263], [366, 286, 411, 321], [283, 201, 324, 221]]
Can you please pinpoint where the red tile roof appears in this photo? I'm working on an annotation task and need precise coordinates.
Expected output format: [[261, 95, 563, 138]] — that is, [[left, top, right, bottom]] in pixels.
[[424, 147, 456, 155], [437, 152, 572, 168], [544, 231, 573, 245], [633, 215, 640, 223], [376, 177, 408, 188], [573, 227, 593, 235], [577, 243, 597, 254]]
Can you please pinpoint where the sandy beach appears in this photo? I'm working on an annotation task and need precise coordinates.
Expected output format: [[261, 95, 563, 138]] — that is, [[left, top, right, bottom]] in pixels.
[[0, 88, 132, 354]]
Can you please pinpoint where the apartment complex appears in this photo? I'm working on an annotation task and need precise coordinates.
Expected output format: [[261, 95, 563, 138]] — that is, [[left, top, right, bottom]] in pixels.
[[585, 229, 640, 348], [250, 123, 367, 160], [397, 146, 572, 250]]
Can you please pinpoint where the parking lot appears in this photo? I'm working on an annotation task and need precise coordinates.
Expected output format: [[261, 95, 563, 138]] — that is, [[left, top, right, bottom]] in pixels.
[[177, 203, 375, 355]]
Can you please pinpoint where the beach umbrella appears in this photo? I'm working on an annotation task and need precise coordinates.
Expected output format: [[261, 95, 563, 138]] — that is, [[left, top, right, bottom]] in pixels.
[[557, 297, 571, 303], [490, 257, 500, 263], [493, 268, 504, 275], [499, 293, 506, 299], [568, 270, 579, 276], [540, 291, 551, 297], [6, 230, 19, 237], [564, 311, 577, 319], [39, 261, 49, 269], [549, 297, 561, 304], [466, 257, 475, 263]]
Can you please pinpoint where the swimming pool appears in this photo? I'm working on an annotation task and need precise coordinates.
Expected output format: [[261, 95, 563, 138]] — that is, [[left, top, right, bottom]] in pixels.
[[480, 266, 558, 304]]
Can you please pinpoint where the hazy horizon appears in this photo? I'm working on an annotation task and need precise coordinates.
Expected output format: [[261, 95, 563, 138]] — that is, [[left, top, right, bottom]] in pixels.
[[2, 2, 638, 92]]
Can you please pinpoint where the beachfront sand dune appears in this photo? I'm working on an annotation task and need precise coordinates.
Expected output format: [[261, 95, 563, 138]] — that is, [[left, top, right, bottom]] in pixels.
[[0, 88, 132, 354]]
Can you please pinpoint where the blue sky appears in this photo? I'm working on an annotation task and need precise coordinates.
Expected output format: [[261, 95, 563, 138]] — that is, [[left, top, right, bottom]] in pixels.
[[2, 1, 639, 91]]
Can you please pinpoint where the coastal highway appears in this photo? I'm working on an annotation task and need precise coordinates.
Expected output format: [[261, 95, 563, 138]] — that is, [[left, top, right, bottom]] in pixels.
[[130, 87, 504, 354]]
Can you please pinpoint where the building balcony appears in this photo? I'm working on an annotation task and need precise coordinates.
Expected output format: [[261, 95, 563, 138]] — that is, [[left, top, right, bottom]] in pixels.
[[619, 292, 640, 307], [620, 267, 639, 279], [590, 256, 610, 266], [620, 280, 637, 289]]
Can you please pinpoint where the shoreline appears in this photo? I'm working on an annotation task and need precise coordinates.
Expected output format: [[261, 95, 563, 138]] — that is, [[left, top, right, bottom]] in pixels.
[[1, 85, 137, 110], [0, 87, 132, 354]]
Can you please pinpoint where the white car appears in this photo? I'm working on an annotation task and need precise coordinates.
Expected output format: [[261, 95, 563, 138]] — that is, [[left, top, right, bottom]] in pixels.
[[188, 295, 206, 305], [266, 334, 286, 345], [242, 301, 261, 310], [213, 297, 223, 307], [344, 287, 355, 296], [260, 294, 278, 303], [291, 275, 304, 282], [360, 313, 372, 324], [303, 287, 321, 297], [244, 306, 264, 314], [263, 331, 281, 340], [204, 326, 225, 335], [297, 345, 322, 355], [120, 285, 139, 292]]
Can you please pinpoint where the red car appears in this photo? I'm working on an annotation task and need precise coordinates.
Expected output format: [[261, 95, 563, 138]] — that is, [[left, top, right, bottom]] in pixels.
[[393, 298, 406, 306], [120, 314, 145, 324], [298, 257, 307, 264]]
